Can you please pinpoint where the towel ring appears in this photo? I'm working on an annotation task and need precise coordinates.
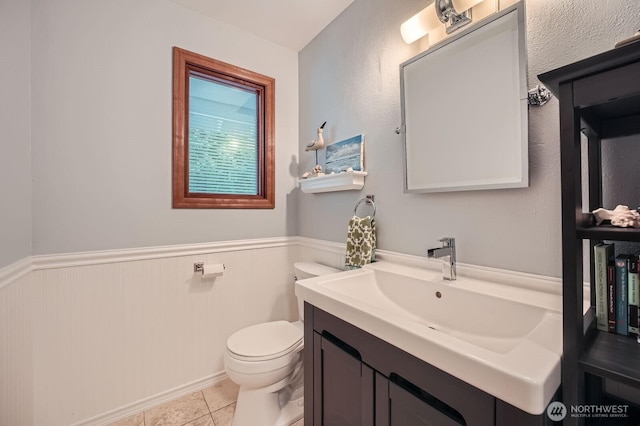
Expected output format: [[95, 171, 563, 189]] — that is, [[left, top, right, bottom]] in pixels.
[[354, 197, 376, 218]]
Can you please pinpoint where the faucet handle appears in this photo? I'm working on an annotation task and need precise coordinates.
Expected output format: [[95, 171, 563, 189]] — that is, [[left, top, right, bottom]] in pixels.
[[438, 237, 455, 247]]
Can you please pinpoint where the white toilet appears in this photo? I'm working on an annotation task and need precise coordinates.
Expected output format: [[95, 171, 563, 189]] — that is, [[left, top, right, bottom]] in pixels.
[[224, 262, 341, 426]]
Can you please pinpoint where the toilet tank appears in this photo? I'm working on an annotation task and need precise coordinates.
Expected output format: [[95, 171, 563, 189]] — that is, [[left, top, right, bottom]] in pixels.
[[294, 262, 341, 321]]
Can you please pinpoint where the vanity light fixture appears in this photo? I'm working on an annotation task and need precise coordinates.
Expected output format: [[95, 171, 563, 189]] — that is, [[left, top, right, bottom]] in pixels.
[[401, 0, 485, 44]]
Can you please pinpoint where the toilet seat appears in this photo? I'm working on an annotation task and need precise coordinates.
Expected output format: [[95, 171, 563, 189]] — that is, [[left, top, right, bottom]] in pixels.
[[227, 321, 303, 361], [225, 321, 304, 376]]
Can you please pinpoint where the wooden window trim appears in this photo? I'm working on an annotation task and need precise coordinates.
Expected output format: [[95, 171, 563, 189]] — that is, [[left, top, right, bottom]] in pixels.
[[172, 47, 275, 209]]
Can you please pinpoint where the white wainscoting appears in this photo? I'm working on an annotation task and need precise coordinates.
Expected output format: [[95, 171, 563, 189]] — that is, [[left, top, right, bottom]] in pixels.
[[0, 238, 299, 426], [0, 268, 36, 426], [0, 237, 562, 425]]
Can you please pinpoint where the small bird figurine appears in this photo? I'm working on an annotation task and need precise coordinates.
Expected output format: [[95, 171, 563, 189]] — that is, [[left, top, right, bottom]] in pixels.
[[305, 121, 326, 151]]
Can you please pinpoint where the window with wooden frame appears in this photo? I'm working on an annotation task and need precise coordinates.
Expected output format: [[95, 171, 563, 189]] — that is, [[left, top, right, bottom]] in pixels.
[[172, 47, 275, 209]]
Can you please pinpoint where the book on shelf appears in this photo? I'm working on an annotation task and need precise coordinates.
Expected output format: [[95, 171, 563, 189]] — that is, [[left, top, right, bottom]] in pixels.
[[615, 254, 632, 336], [594, 243, 614, 331], [608, 260, 616, 333], [628, 255, 639, 335]]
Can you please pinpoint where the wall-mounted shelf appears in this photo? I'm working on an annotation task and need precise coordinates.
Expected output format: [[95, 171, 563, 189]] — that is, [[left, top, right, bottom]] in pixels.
[[298, 171, 367, 194]]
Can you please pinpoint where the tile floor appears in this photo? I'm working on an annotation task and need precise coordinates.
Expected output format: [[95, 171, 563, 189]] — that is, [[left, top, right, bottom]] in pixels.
[[108, 378, 304, 426]]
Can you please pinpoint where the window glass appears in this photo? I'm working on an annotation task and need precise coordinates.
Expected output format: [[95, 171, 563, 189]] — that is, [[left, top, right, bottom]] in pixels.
[[188, 75, 258, 195]]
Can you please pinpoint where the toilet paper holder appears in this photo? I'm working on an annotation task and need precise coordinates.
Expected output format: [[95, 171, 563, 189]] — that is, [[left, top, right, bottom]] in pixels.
[[194, 262, 226, 275]]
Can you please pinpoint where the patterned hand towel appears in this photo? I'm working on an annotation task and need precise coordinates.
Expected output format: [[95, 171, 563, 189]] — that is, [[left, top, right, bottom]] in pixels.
[[345, 215, 376, 269]]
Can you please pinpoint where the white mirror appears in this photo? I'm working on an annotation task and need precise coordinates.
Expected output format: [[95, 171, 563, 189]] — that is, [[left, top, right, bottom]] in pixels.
[[400, 3, 528, 193]]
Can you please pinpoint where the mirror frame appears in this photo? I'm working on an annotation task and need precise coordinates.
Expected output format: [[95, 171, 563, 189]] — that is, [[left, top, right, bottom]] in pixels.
[[399, 2, 528, 193]]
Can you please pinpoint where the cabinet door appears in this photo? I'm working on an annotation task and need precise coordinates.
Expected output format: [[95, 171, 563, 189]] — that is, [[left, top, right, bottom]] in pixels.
[[314, 333, 374, 425], [376, 375, 466, 426]]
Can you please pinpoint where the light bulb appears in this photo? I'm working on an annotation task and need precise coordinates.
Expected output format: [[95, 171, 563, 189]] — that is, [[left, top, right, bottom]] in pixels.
[[400, 3, 439, 44], [452, 0, 484, 13]]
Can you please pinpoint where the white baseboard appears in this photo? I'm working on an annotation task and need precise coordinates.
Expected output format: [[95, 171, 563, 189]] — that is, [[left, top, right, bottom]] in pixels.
[[76, 371, 228, 426]]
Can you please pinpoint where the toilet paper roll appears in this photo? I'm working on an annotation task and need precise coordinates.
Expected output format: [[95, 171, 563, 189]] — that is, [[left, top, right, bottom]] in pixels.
[[202, 263, 225, 276]]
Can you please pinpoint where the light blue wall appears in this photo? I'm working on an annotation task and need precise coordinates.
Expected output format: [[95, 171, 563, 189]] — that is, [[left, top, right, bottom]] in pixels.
[[298, 0, 640, 277], [3, 0, 300, 266], [0, 0, 32, 269], [6, 0, 639, 273], [29, 0, 299, 256]]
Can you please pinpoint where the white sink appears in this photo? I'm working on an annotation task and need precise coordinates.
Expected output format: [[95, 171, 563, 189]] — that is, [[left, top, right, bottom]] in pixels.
[[295, 261, 562, 415]]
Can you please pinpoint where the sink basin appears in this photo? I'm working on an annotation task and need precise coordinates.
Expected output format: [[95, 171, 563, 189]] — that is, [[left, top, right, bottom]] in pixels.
[[295, 261, 562, 415], [316, 263, 550, 354]]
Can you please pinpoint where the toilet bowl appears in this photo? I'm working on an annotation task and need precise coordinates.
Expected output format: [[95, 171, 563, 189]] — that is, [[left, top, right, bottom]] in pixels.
[[224, 262, 341, 426]]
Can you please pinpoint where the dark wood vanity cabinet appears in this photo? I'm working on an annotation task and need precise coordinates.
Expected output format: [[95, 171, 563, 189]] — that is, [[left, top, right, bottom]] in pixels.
[[314, 333, 375, 425], [304, 303, 554, 426], [381, 377, 468, 426]]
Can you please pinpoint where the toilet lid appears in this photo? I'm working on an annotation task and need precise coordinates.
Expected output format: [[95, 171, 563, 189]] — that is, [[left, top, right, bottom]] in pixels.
[[227, 321, 303, 360]]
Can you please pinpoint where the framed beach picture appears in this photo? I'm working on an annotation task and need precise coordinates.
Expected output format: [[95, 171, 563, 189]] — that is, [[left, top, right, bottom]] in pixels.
[[325, 134, 364, 174]]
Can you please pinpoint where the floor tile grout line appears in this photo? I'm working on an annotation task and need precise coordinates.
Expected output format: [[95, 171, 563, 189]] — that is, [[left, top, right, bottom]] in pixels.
[[178, 412, 213, 426], [201, 390, 212, 414], [212, 401, 236, 411], [203, 382, 239, 414], [203, 392, 218, 426]]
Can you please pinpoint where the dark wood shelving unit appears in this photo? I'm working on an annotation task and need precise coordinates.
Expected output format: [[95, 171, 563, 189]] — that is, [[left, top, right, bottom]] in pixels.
[[539, 41, 640, 426], [577, 226, 640, 242], [580, 331, 640, 387]]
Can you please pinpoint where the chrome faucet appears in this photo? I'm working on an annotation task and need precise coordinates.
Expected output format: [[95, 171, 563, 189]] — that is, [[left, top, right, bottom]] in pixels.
[[427, 237, 456, 281]]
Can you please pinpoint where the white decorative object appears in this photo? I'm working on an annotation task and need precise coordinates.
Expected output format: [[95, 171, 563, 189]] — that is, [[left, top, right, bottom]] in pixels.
[[305, 122, 326, 151], [300, 165, 324, 179], [592, 205, 640, 228], [307, 172, 325, 179], [298, 171, 367, 194]]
